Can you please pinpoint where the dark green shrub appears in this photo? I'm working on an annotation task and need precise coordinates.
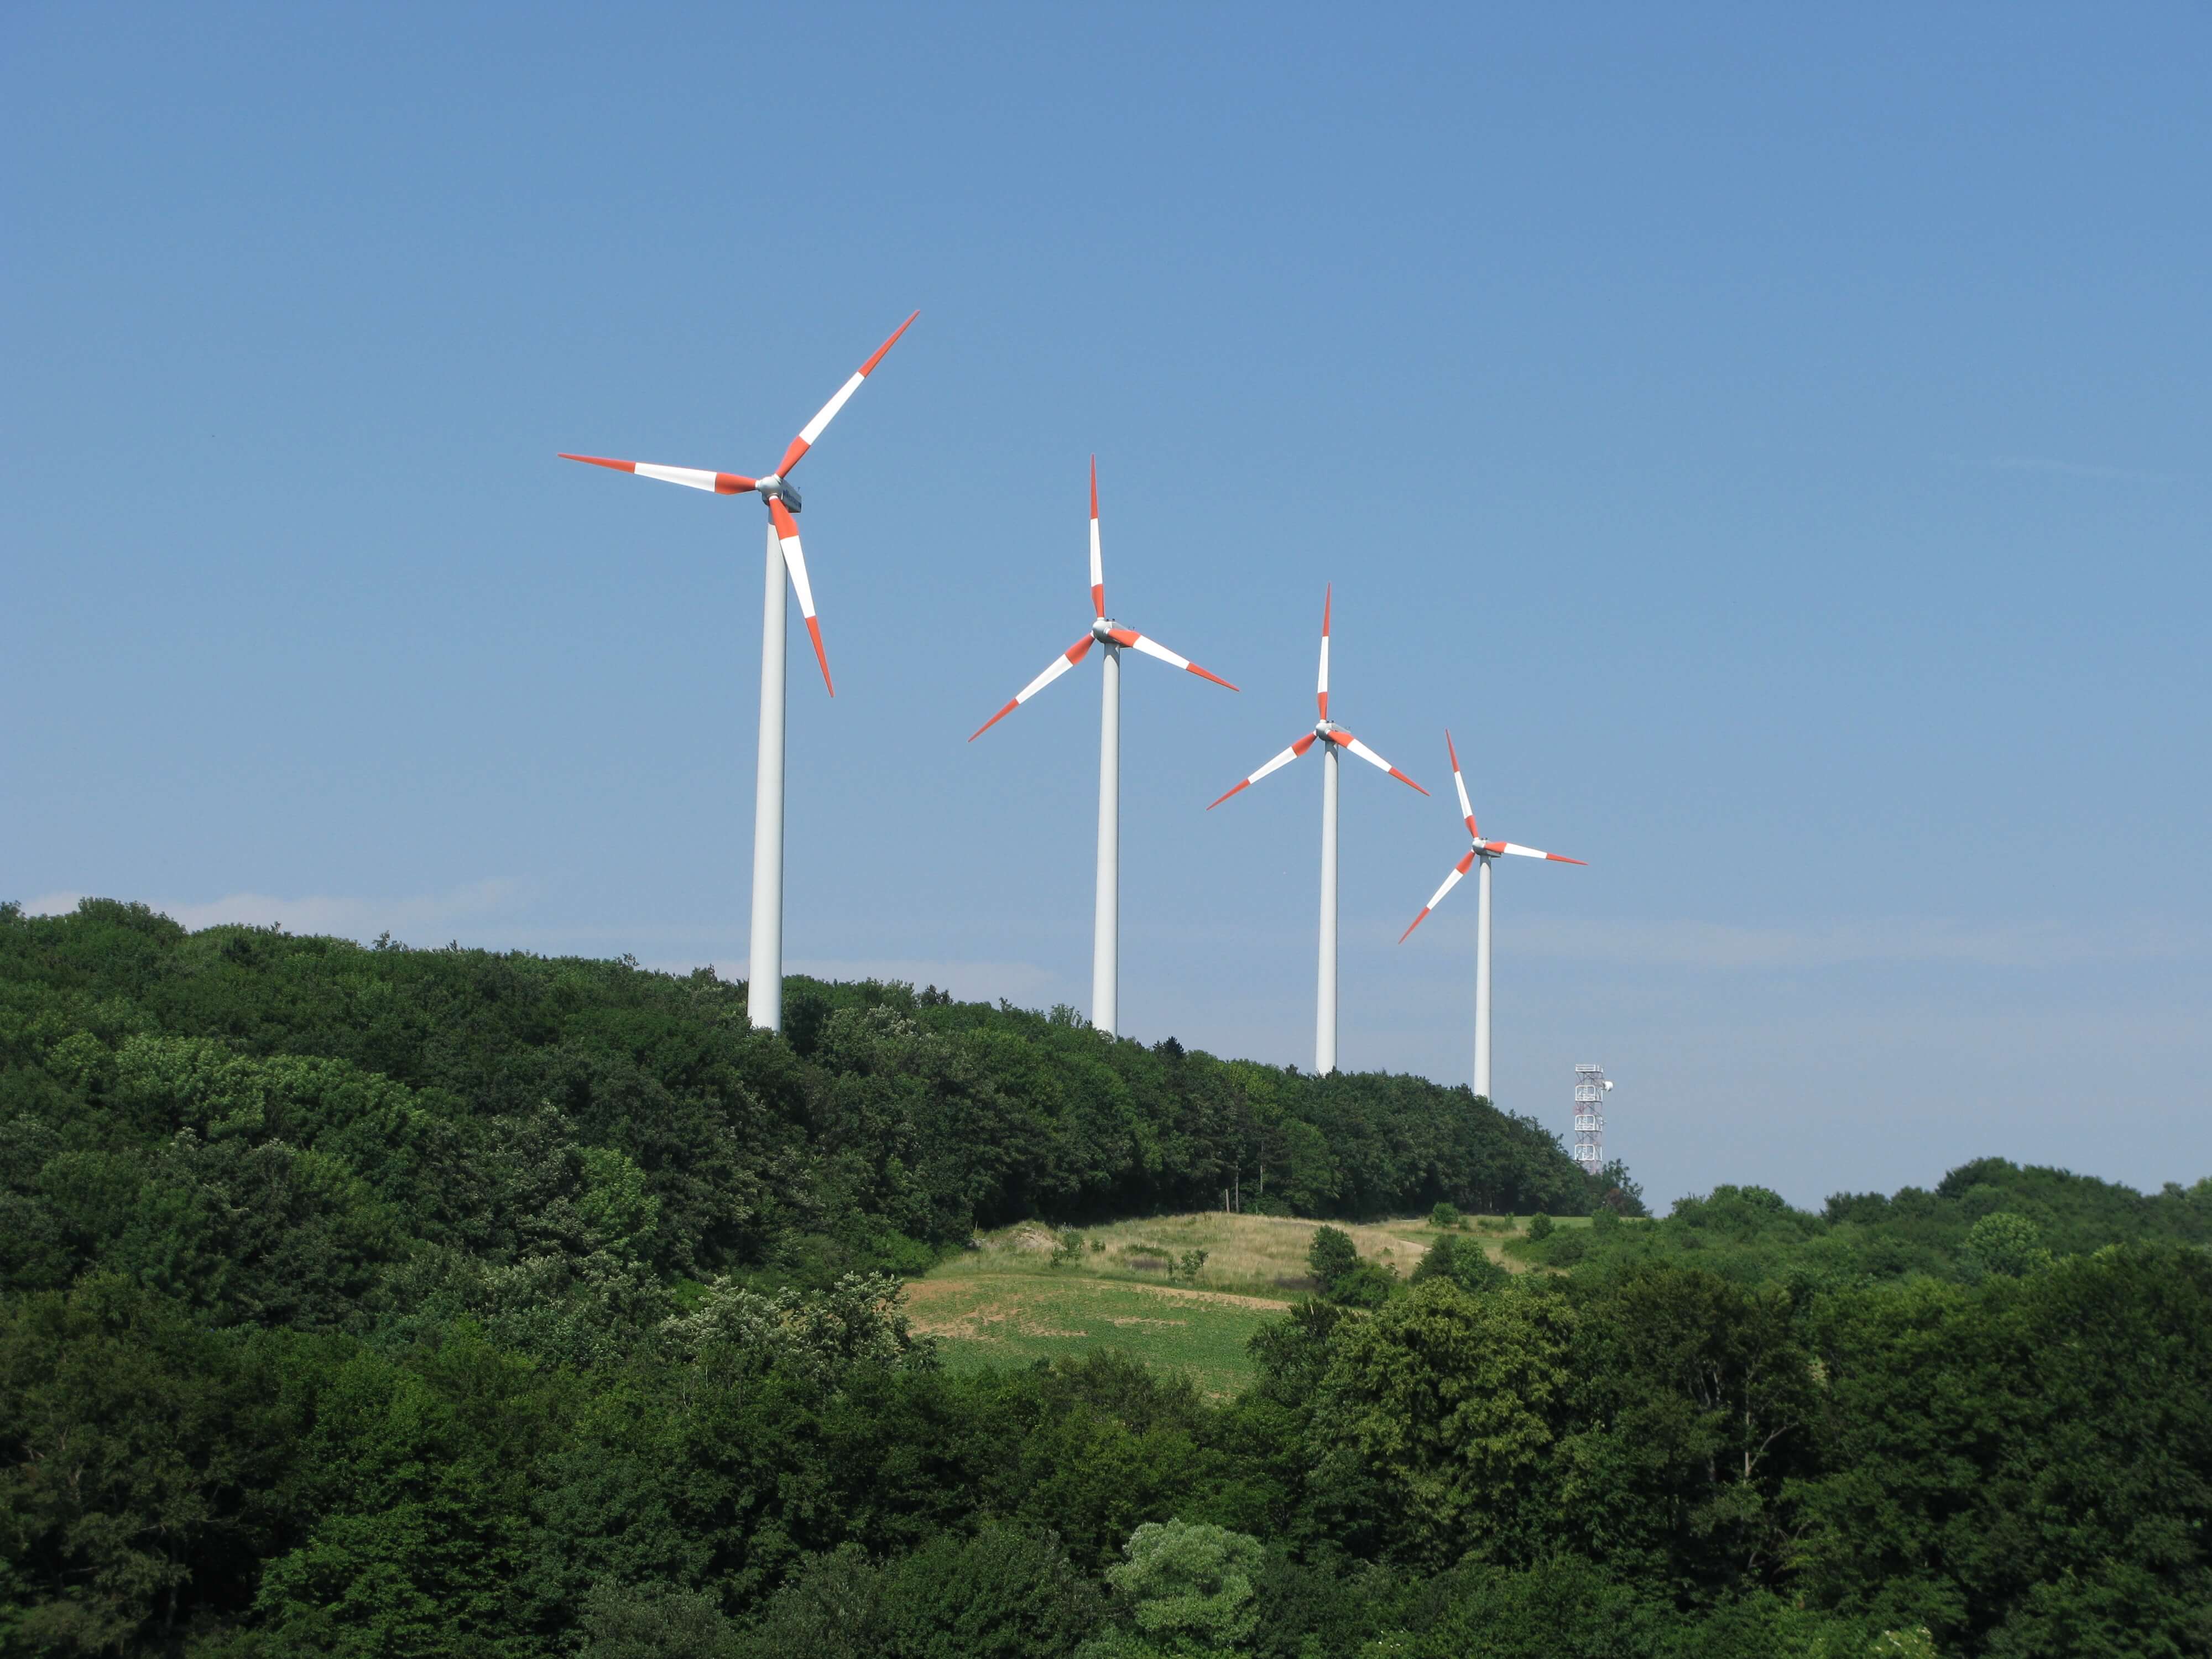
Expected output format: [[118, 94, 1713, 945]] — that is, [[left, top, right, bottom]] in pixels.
[[1329, 1260, 1399, 1308], [1308, 1226, 1357, 1290], [1308, 1226, 1394, 1307], [1411, 1235, 1509, 1296]]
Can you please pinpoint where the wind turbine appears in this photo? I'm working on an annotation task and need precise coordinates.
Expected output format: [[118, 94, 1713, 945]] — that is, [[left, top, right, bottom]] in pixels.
[[1397, 731, 1584, 1100], [559, 312, 918, 1036], [1208, 587, 1426, 1073], [969, 458, 1238, 1035]]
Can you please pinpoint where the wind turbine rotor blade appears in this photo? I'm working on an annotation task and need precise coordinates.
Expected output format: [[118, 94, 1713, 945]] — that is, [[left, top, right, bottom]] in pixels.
[[1207, 731, 1318, 810], [1399, 850, 1478, 943], [1317, 583, 1332, 719], [1492, 842, 1587, 864], [559, 454, 757, 494], [1327, 730, 1428, 795], [1446, 729, 1479, 838], [1090, 456, 1105, 618], [775, 310, 920, 477], [1107, 628, 1239, 690], [767, 497, 833, 696], [968, 634, 1097, 740]]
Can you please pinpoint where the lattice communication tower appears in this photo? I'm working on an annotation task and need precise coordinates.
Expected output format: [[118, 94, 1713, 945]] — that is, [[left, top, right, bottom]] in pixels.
[[1572, 1063, 1611, 1180]]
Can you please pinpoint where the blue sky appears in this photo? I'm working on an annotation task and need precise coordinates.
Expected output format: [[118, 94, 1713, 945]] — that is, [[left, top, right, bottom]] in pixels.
[[7, 3, 2208, 1209]]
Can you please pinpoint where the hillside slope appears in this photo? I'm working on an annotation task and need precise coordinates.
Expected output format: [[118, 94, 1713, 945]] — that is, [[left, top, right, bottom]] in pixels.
[[0, 898, 1600, 1345]]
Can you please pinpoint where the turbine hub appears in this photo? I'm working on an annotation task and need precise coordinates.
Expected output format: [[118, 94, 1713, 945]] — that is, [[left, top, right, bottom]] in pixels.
[[758, 474, 801, 512], [1093, 617, 1117, 643]]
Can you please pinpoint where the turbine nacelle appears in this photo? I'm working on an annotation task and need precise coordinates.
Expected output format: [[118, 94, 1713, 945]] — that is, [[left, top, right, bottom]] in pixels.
[[1091, 616, 1119, 644], [756, 474, 801, 513]]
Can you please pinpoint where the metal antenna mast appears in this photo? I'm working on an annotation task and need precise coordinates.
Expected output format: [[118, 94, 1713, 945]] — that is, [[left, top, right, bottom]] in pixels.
[[1572, 1063, 1611, 1181]]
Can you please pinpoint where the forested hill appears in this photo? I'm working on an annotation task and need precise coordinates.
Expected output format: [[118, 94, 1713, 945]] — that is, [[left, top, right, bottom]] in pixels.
[[7, 899, 2211, 1657], [0, 898, 1597, 1322]]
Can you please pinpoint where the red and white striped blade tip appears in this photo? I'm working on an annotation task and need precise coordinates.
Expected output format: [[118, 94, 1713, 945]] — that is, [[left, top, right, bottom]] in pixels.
[[1401, 850, 1479, 943], [1446, 729, 1478, 837], [559, 454, 757, 494], [766, 497, 833, 695], [1207, 732, 1316, 809], [1328, 731, 1427, 795], [1089, 460, 1105, 618], [1489, 842, 1585, 864], [968, 701, 1018, 742], [968, 635, 1096, 740], [775, 310, 921, 478], [1316, 584, 1332, 719], [1109, 628, 1239, 690]]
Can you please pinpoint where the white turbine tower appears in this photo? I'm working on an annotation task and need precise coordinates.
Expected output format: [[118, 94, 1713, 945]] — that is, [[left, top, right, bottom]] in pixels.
[[1398, 731, 1584, 1100], [559, 312, 919, 1036], [1209, 587, 1426, 1073], [969, 459, 1238, 1035]]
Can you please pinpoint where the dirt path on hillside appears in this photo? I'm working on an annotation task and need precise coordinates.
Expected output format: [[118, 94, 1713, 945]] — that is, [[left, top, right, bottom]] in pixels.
[[1110, 1282, 1292, 1312], [901, 1274, 1291, 1340]]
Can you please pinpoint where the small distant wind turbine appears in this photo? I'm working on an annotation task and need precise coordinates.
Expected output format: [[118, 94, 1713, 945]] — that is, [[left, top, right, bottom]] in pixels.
[[1397, 731, 1584, 1100], [1209, 587, 1426, 1073], [560, 312, 918, 1036], [970, 459, 1238, 1035]]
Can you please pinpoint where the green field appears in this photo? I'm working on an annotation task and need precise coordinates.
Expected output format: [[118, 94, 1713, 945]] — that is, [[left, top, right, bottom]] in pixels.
[[910, 1209, 1552, 1394], [905, 1274, 1288, 1395]]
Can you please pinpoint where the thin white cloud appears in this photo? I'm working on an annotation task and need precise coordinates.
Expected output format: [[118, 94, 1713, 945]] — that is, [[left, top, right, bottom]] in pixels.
[[634, 958, 1071, 1008], [29, 888, 2187, 987], [787, 957, 1070, 1005], [17, 894, 1071, 1008], [23, 881, 523, 941], [1499, 915, 2199, 971]]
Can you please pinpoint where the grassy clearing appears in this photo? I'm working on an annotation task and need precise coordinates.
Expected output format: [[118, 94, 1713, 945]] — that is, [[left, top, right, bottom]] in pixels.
[[912, 1209, 1562, 1393], [904, 1275, 1288, 1397]]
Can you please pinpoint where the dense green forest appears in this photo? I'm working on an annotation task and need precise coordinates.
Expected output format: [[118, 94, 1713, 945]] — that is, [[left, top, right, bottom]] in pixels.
[[3, 900, 2208, 1657]]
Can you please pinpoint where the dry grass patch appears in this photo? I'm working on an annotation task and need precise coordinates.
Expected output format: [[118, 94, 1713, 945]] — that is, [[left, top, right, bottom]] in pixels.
[[937, 1209, 1537, 1297]]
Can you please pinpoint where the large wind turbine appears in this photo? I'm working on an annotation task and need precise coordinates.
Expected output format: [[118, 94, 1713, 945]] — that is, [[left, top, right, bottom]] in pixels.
[[1209, 587, 1426, 1073], [1397, 731, 1584, 1100], [970, 459, 1238, 1035], [560, 312, 918, 1036]]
